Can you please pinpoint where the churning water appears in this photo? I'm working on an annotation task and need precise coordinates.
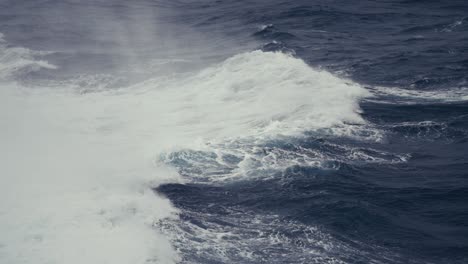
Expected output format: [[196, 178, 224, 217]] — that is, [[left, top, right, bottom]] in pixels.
[[1, 1, 467, 263]]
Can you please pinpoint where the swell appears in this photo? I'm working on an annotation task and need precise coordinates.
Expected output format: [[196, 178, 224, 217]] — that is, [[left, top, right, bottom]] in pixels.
[[0, 32, 372, 264], [2, 0, 468, 262]]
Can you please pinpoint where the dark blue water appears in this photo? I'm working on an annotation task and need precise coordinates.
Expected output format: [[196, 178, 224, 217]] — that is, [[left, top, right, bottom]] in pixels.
[[160, 1, 468, 263], [2, 0, 468, 263]]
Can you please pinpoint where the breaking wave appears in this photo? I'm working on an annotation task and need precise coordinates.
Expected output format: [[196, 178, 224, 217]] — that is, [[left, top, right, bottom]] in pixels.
[[0, 35, 375, 264]]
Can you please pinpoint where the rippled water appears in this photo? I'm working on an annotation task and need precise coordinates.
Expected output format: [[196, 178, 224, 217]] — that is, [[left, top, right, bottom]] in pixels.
[[0, 1, 467, 263]]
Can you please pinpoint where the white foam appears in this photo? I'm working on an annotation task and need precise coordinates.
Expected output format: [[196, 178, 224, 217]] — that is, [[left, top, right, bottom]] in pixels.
[[368, 85, 468, 103], [128, 51, 370, 141], [1, 39, 371, 263], [441, 18, 465, 32], [0, 35, 56, 80], [158, 209, 405, 264], [0, 85, 182, 264], [0, 40, 181, 263]]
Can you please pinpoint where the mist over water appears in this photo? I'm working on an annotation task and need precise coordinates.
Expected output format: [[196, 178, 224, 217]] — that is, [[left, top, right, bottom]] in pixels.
[[1, 1, 468, 264]]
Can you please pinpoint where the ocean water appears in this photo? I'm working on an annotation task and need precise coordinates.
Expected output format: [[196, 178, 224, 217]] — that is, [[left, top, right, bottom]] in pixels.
[[0, 0, 467, 263]]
